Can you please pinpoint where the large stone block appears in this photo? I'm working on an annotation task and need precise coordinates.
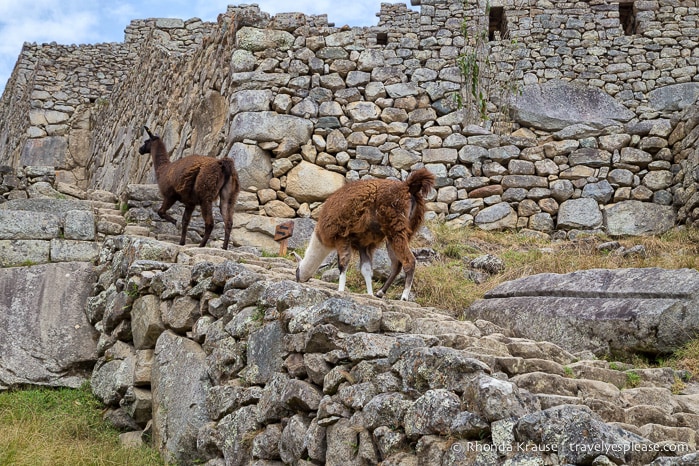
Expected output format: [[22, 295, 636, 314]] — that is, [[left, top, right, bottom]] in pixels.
[[0, 210, 61, 240], [604, 200, 676, 236], [512, 79, 635, 131], [0, 239, 51, 266], [464, 268, 699, 356], [229, 111, 313, 145], [0, 262, 98, 389], [285, 161, 346, 203], [152, 331, 210, 465], [20, 136, 67, 167]]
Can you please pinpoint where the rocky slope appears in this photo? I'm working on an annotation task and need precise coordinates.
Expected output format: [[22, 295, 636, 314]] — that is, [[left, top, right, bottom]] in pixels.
[[87, 235, 699, 465]]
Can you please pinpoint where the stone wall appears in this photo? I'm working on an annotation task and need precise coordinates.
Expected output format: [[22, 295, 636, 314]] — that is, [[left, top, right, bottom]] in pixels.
[[87, 234, 699, 465], [0, 1, 698, 238], [0, 165, 123, 266], [0, 16, 218, 186], [441, 0, 699, 118]]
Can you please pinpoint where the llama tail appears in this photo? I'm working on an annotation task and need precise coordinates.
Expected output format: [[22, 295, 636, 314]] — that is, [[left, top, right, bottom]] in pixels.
[[218, 157, 240, 204], [405, 168, 435, 198], [219, 158, 235, 179]]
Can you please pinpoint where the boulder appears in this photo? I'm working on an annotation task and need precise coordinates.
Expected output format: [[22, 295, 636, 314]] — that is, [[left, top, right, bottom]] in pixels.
[[474, 202, 518, 231], [648, 83, 699, 113], [227, 142, 272, 191], [236, 26, 295, 52], [0, 262, 98, 389], [20, 136, 68, 167], [229, 111, 313, 145], [604, 200, 676, 236], [512, 80, 635, 131], [285, 161, 346, 203], [463, 267, 699, 356], [152, 330, 211, 465], [557, 197, 603, 230]]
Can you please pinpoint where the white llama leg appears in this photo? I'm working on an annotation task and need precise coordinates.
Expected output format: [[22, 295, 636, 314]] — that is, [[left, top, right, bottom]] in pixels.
[[338, 270, 346, 292], [360, 260, 373, 295]]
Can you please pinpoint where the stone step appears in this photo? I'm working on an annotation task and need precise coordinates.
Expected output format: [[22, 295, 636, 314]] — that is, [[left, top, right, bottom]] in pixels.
[[90, 200, 120, 210], [123, 225, 152, 237]]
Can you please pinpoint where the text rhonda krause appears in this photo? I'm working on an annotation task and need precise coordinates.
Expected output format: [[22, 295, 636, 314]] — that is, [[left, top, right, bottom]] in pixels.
[[451, 441, 691, 455]]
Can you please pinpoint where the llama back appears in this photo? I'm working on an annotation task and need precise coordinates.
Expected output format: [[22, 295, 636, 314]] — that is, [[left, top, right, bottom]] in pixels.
[[317, 178, 380, 242]]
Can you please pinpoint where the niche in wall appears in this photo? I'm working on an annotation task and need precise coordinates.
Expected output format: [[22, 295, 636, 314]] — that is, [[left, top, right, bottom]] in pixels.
[[488, 6, 507, 41], [619, 1, 637, 35]]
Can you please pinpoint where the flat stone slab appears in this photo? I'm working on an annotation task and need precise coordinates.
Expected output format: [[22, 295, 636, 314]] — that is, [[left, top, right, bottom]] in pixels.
[[0, 198, 93, 213], [463, 268, 699, 356], [511, 79, 635, 131]]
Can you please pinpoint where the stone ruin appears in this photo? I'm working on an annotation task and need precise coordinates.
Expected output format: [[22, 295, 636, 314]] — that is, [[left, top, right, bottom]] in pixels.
[[0, 0, 697, 241]]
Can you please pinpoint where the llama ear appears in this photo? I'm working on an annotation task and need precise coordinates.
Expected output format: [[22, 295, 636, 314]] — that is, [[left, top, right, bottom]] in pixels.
[[144, 126, 155, 139], [292, 251, 302, 262]]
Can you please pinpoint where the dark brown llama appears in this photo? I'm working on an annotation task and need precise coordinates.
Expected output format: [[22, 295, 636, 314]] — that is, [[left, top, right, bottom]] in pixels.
[[295, 168, 435, 301], [138, 126, 240, 249]]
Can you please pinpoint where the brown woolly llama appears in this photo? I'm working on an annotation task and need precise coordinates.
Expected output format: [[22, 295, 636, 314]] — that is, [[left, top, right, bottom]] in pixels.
[[295, 168, 435, 301], [138, 126, 240, 249]]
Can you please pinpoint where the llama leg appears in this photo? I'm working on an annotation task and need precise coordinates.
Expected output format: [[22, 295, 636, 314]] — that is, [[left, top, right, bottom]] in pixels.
[[219, 179, 238, 250], [219, 199, 234, 250], [158, 197, 178, 225], [336, 242, 352, 293], [199, 201, 214, 247], [378, 237, 416, 300], [388, 237, 417, 301], [358, 247, 374, 296], [376, 241, 402, 298], [180, 205, 195, 246], [222, 205, 233, 250]]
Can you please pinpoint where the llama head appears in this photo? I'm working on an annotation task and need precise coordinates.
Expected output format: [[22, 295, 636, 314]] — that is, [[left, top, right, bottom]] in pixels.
[[138, 125, 159, 155], [294, 232, 333, 283]]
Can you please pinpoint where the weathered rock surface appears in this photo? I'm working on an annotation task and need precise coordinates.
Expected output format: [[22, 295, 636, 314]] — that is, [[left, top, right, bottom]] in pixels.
[[464, 267, 699, 356], [512, 80, 635, 131], [152, 330, 211, 465], [0, 262, 98, 389], [604, 200, 676, 236]]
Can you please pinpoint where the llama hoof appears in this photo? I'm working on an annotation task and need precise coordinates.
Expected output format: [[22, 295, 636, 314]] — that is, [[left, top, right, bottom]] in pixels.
[[375, 290, 385, 298]]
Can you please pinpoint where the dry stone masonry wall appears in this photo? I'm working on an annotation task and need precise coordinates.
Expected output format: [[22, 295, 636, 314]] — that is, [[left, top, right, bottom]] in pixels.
[[88, 234, 699, 465], [0, 1, 698, 237]]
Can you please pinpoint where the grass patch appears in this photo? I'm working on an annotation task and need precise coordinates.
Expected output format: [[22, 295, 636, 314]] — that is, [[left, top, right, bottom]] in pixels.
[[662, 339, 699, 376], [407, 223, 699, 315], [625, 370, 641, 388], [0, 384, 163, 466]]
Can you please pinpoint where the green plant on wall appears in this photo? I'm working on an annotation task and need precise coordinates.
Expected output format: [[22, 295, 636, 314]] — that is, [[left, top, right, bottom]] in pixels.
[[455, 0, 523, 133]]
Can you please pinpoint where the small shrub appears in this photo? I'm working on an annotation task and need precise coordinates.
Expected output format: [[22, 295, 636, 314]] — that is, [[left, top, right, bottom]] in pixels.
[[625, 371, 641, 388]]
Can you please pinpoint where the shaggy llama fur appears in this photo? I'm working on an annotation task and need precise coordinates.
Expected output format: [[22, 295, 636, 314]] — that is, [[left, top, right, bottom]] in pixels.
[[296, 168, 435, 301]]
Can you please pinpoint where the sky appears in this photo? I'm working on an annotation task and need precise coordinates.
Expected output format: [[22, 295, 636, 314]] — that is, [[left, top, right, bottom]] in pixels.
[[0, 0, 417, 95]]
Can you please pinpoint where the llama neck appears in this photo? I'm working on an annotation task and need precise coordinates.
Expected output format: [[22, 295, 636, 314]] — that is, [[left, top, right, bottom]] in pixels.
[[297, 231, 333, 282], [151, 139, 171, 172]]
